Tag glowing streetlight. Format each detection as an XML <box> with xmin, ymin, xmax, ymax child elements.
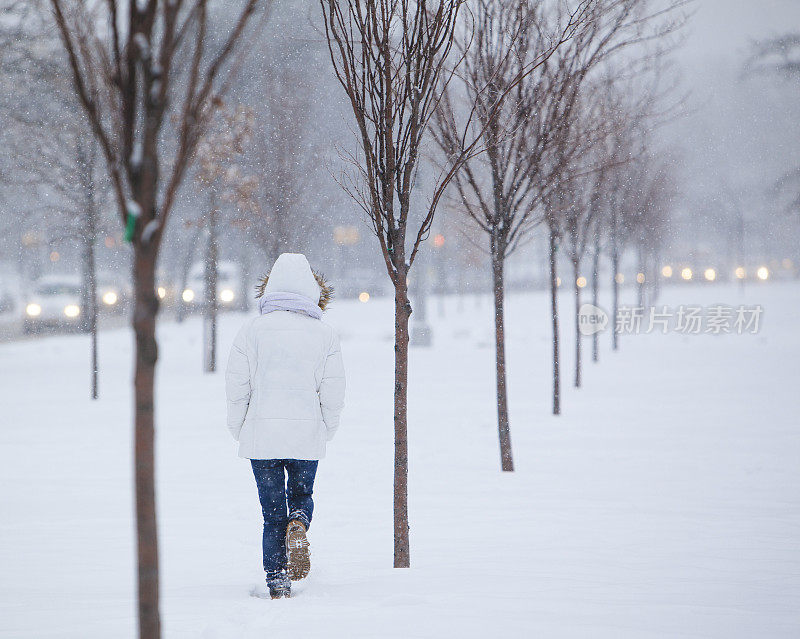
<box><xmin>734</xmin><ymin>267</ymin><xmax>745</xmax><ymax>280</ymax></box>
<box><xmin>220</xmin><ymin>289</ymin><xmax>235</xmax><ymax>303</ymax></box>
<box><xmin>615</xmin><ymin>273</ymin><xmax>624</xmax><ymax>284</ymax></box>
<box><xmin>661</xmin><ymin>265</ymin><xmax>673</xmax><ymax>278</ymax></box>
<box><xmin>756</xmin><ymin>266</ymin><xmax>769</xmax><ymax>281</ymax></box>
<box><xmin>102</xmin><ymin>291</ymin><xmax>118</xmax><ymax>306</ymax></box>
<box><xmin>576</xmin><ymin>276</ymin><xmax>587</xmax><ymax>288</ymax></box>
<box><xmin>681</xmin><ymin>268</ymin><xmax>692</xmax><ymax>281</ymax></box>
<box><xmin>636</xmin><ymin>272</ymin><xmax>645</xmax><ymax>284</ymax></box>
<box><xmin>157</xmin><ymin>287</ymin><xmax>167</xmax><ymax>299</ymax></box>
<box><xmin>182</xmin><ymin>288</ymin><xmax>195</xmax><ymax>302</ymax></box>
<box><xmin>358</xmin><ymin>291</ymin><xmax>370</xmax><ymax>303</ymax></box>
<box><xmin>26</xmin><ymin>303</ymin><xmax>41</xmax><ymax>317</ymax></box>
<box><xmin>704</xmin><ymin>268</ymin><xmax>716</xmax><ymax>282</ymax></box>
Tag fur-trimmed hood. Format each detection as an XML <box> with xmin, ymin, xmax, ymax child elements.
<box><xmin>254</xmin><ymin>253</ymin><xmax>333</xmax><ymax>311</ymax></box>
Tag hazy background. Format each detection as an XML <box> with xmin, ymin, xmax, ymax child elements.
<box><xmin>662</xmin><ymin>0</ymin><xmax>800</xmax><ymax>265</ymax></box>
<box><xmin>1</xmin><ymin>0</ymin><xmax>798</xmax><ymax>307</ymax></box>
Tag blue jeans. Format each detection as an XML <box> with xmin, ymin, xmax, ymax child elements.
<box><xmin>251</xmin><ymin>459</ymin><xmax>318</xmax><ymax>577</ymax></box>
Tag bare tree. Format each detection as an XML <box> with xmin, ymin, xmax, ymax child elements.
<box><xmin>194</xmin><ymin>104</ymin><xmax>255</xmax><ymax>372</ymax></box>
<box><xmin>431</xmin><ymin>0</ymin><xmax>584</xmax><ymax>470</ymax></box>
<box><xmin>320</xmin><ymin>0</ymin><xmax>589</xmax><ymax>565</ymax></box>
<box><xmin>562</xmin><ymin>148</ymin><xmax>605</xmax><ymax>387</ymax></box>
<box><xmin>1</xmin><ymin>8</ymin><xmax>110</xmax><ymax>399</ymax></box>
<box><xmin>47</xmin><ymin>2</ymin><xmax>267</xmax><ymax>637</ymax></box>
<box><xmin>532</xmin><ymin>0</ymin><xmax>687</xmax><ymax>413</ymax></box>
<box><xmin>320</xmin><ymin>0</ymin><xmax>467</xmax><ymax>569</ymax></box>
<box><xmin>587</xmin><ymin>87</ymin><xmax>634</xmax><ymax>363</ymax></box>
<box><xmin>321</xmin><ymin>0</ymin><xmax>486</xmax><ymax>565</ymax></box>
<box><xmin>599</xmin><ymin>84</ymin><xmax>680</xmax><ymax>351</ymax></box>
<box><xmin>617</xmin><ymin>148</ymin><xmax>677</xmax><ymax>312</ymax></box>
<box><xmin>18</xmin><ymin>127</ymin><xmax>106</xmax><ymax>396</ymax></box>
<box><xmin>561</xmin><ymin>79</ymin><xmax>634</xmax><ymax>385</ymax></box>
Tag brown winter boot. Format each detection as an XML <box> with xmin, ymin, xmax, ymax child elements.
<box><xmin>285</xmin><ymin>519</ymin><xmax>311</xmax><ymax>581</ymax></box>
<box><xmin>266</xmin><ymin>572</ymin><xmax>291</xmax><ymax>599</ymax></box>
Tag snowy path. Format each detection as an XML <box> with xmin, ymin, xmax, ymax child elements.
<box><xmin>1</xmin><ymin>282</ymin><xmax>799</xmax><ymax>638</ymax></box>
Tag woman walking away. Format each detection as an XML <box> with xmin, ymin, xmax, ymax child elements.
<box><xmin>226</xmin><ymin>253</ymin><xmax>345</xmax><ymax>599</ymax></box>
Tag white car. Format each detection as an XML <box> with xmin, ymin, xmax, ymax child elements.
<box><xmin>23</xmin><ymin>275</ymin><xmax>83</xmax><ymax>333</ymax></box>
<box><xmin>181</xmin><ymin>260</ymin><xmax>246</xmax><ymax>311</ymax></box>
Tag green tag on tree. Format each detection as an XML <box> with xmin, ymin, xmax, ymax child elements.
<box><xmin>124</xmin><ymin>201</ymin><xmax>142</xmax><ymax>243</ymax></box>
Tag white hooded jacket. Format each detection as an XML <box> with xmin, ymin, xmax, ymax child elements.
<box><xmin>225</xmin><ymin>253</ymin><xmax>345</xmax><ymax>460</ymax></box>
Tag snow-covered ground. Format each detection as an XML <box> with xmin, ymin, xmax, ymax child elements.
<box><xmin>1</xmin><ymin>281</ymin><xmax>798</xmax><ymax>638</ymax></box>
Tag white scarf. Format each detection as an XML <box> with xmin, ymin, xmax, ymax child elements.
<box><xmin>259</xmin><ymin>292</ymin><xmax>322</xmax><ymax>320</ymax></box>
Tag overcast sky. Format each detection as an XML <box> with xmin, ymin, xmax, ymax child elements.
<box><xmin>677</xmin><ymin>0</ymin><xmax>800</xmax><ymax>68</ymax></box>
<box><xmin>661</xmin><ymin>0</ymin><xmax>799</xmax><ymax>257</ymax></box>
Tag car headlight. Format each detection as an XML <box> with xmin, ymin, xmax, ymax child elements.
<box><xmin>182</xmin><ymin>288</ymin><xmax>195</xmax><ymax>303</ymax></box>
<box><xmin>102</xmin><ymin>291</ymin><xmax>118</xmax><ymax>305</ymax></box>
<box><xmin>64</xmin><ymin>304</ymin><xmax>80</xmax><ymax>318</ymax></box>
<box><xmin>26</xmin><ymin>303</ymin><xmax>42</xmax><ymax>317</ymax></box>
<box><xmin>220</xmin><ymin>289</ymin><xmax>235</xmax><ymax>303</ymax></box>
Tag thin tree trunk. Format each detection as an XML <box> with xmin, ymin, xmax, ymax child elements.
<box><xmin>237</xmin><ymin>238</ymin><xmax>251</xmax><ymax>312</ymax></box>
<box><xmin>132</xmin><ymin>247</ymin><xmax>161</xmax><ymax>639</ymax></box>
<box><xmin>549</xmin><ymin>229</ymin><xmax>561</xmax><ymax>415</ymax></box>
<box><xmin>437</xmin><ymin>247</ymin><xmax>446</xmax><ymax>318</ymax></box>
<box><xmin>573</xmin><ymin>260</ymin><xmax>581</xmax><ymax>388</ymax></box>
<box><xmin>490</xmin><ymin>237</ymin><xmax>514</xmax><ymax>472</ymax></box>
<box><xmin>88</xmin><ymin>237</ymin><xmax>98</xmax><ymax>400</ymax></box>
<box><xmin>79</xmin><ymin>141</ymin><xmax>99</xmax><ymax>399</ymax></box>
<box><xmin>87</xmin><ymin>202</ymin><xmax>98</xmax><ymax>400</ymax></box>
<box><xmin>637</xmin><ymin>243</ymin><xmax>645</xmax><ymax>309</ymax></box>
<box><xmin>611</xmin><ymin>239</ymin><xmax>619</xmax><ymax>352</ymax></box>
<box><xmin>81</xmin><ymin>235</ymin><xmax>99</xmax><ymax>398</ymax></box>
<box><xmin>204</xmin><ymin>198</ymin><xmax>218</xmax><ymax>373</ymax></box>
<box><xmin>393</xmin><ymin>274</ymin><xmax>411</xmax><ymax>568</ymax></box>
<box><xmin>610</xmin><ymin>206</ymin><xmax>620</xmax><ymax>353</ymax></box>
<box><xmin>591</xmin><ymin>231</ymin><xmax>600</xmax><ymax>364</ymax></box>
<box><xmin>651</xmin><ymin>248</ymin><xmax>661</xmax><ymax>305</ymax></box>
